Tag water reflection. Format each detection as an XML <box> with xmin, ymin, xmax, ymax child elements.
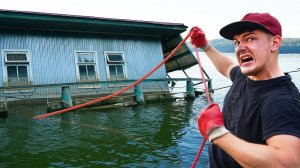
<box><xmin>1</xmin><ymin>54</ymin><xmax>299</xmax><ymax>167</ymax></box>
<box><xmin>0</xmin><ymin>99</ymin><xmax>210</xmax><ymax>167</ymax></box>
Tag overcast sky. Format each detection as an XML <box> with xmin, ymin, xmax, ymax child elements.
<box><xmin>1</xmin><ymin>0</ymin><xmax>299</xmax><ymax>39</ymax></box>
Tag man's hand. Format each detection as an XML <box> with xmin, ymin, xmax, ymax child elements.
<box><xmin>198</xmin><ymin>103</ymin><xmax>229</xmax><ymax>142</ymax></box>
<box><xmin>190</xmin><ymin>26</ymin><xmax>210</xmax><ymax>51</ymax></box>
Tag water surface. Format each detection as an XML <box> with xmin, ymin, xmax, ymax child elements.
<box><xmin>1</xmin><ymin>54</ymin><xmax>299</xmax><ymax>168</ymax></box>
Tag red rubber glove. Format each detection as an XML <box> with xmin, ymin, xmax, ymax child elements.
<box><xmin>190</xmin><ymin>26</ymin><xmax>209</xmax><ymax>50</ymax></box>
<box><xmin>198</xmin><ymin>103</ymin><xmax>229</xmax><ymax>142</ymax></box>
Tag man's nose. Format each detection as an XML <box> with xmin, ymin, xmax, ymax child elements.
<box><xmin>235</xmin><ymin>42</ymin><xmax>247</xmax><ymax>54</ymax></box>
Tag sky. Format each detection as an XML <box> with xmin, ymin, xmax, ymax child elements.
<box><xmin>1</xmin><ymin>0</ymin><xmax>300</xmax><ymax>40</ymax></box>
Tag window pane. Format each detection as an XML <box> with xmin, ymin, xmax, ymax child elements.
<box><xmin>107</xmin><ymin>54</ymin><xmax>124</xmax><ymax>62</ymax></box>
<box><xmin>6</xmin><ymin>53</ymin><xmax>27</xmax><ymax>61</ymax></box>
<box><xmin>79</xmin><ymin>65</ymin><xmax>88</xmax><ymax>81</ymax></box>
<box><xmin>19</xmin><ymin>78</ymin><xmax>28</xmax><ymax>85</ymax></box>
<box><xmin>77</xmin><ymin>53</ymin><xmax>94</xmax><ymax>63</ymax></box>
<box><xmin>109</xmin><ymin>65</ymin><xmax>117</xmax><ymax>80</ymax></box>
<box><xmin>18</xmin><ymin>66</ymin><xmax>28</xmax><ymax>78</ymax></box>
<box><xmin>7</xmin><ymin>66</ymin><xmax>17</xmax><ymax>78</ymax></box>
<box><xmin>116</xmin><ymin>65</ymin><xmax>125</xmax><ymax>79</ymax></box>
<box><xmin>7</xmin><ymin>66</ymin><xmax>18</xmax><ymax>86</ymax></box>
<box><xmin>87</xmin><ymin>65</ymin><xmax>96</xmax><ymax>80</ymax></box>
<box><xmin>18</xmin><ymin>66</ymin><xmax>28</xmax><ymax>85</ymax></box>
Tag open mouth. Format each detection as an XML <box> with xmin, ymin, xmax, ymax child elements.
<box><xmin>241</xmin><ymin>56</ymin><xmax>254</xmax><ymax>64</ymax></box>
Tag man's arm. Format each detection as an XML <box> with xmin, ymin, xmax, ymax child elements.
<box><xmin>198</xmin><ymin>103</ymin><xmax>300</xmax><ymax>168</ymax></box>
<box><xmin>190</xmin><ymin>27</ymin><xmax>236</xmax><ymax>79</ymax></box>
<box><xmin>213</xmin><ymin>134</ymin><xmax>300</xmax><ymax>168</ymax></box>
<box><xmin>204</xmin><ymin>46</ymin><xmax>236</xmax><ymax>79</ymax></box>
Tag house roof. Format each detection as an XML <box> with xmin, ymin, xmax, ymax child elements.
<box><xmin>0</xmin><ymin>9</ymin><xmax>187</xmax><ymax>40</ymax></box>
<box><xmin>163</xmin><ymin>36</ymin><xmax>197</xmax><ymax>73</ymax></box>
<box><xmin>0</xmin><ymin>9</ymin><xmax>197</xmax><ymax>72</ymax></box>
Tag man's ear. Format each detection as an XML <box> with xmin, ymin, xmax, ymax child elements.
<box><xmin>271</xmin><ymin>35</ymin><xmax>282</xmax><ymax>52</ymax></box>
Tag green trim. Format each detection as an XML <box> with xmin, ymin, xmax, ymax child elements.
<box><xmin>166</xmin><ymin>63</ymin><xmax>198</xmax><ymax>73</ymax></box>
<box><xmin>0</xmin><ymin>78</ymin><xmax>211</xmax><ymax>89</ymax></box>
<box><xmin>168</xmin><ymin>51</ymin><xmax>192</xmax><ymax>61</ymax></box>
<box><xmin>0</xmin><ymin>9</ymin><xmax>187</xmax><ymax>40</ymax></box>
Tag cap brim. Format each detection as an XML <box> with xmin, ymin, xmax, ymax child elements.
<box><xmin>219</xmin><ymin>21</ymin><xmax>273</xmax><ymax>40</ymax></box>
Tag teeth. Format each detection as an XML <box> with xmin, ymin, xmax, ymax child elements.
<box><xmin>242</xmin><ymin>56</ymin><xmax>251</xmax><ymax>60</ymax></box>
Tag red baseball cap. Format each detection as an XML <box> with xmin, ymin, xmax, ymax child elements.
<box><xmin>220</xmin><ymin>13</ymin><xmax>282</xmax><ymax>40</ymax></box>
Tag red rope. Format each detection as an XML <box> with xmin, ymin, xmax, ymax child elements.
<box><xmin>33</xmin><ymin>28</ymin><xmax>210</xmax><ymax>167</ymax></box>
<box><xmin>193</xmin><ymin>45</ymin><xmax>212</xmax><ymax>104</ymax></box>
<box><xmin>191</xmin><ymin>43</ymin><xmax>211</xmax><ymax>167</ymax></box>
<box><xmin>33</xmin><ymin>32</ymin><xmax>191</xmax><ymax>119</ymax></box>
<box><xmin>192</xmin><ymin>137</ymin><xmax>207</xmax><ymax>168</ymax></box>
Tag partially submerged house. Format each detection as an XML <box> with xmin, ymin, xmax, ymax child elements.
<box><xmin>0</xmin><ymin>9</ymin><xmax>209</xmax><ymax>112</ymax></box>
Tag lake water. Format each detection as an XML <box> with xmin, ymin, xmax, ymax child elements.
<box><xmin>1</xmin><ymin>53</ymin><xmax>299</xmax><ymax>168</ymax></box>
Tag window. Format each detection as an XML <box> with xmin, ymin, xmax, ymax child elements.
<box><xmin>75</xmin><ymin>52</ymin><xmax>98</xmax><ymax>82</ymax></box>
<box><xmin>105</xmin><ymin>52</ymin><xmax>127</xmax><ymax>80</ymax></box>
<box><xmin>3</xmin><ymin>51</ymin><xmax>31</xmax><ymax>86</ymax></box>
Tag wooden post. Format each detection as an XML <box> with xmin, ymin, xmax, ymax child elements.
<box><xmin>61</xmin><ymin>86</ymin><xmax>73</xmax><ymax>108</ymax></box>
<box><xmin>186</xmin><ymin>80</ymin><xmax>195</xmax><ymax>99</ymax></box>
<box><xmin>208</xmin><ymin>80</ymin><xmax>213</xmax><ymax>93</ymax></box>
<box><xmin>134</xmin><ymin>84</ymin><xmax>145</xmax><ymax>104</ymax></box>
<box><xmin>0</xmin><ymin>102</ymin><xmax>8</xmax><ymax>118</ymax></box>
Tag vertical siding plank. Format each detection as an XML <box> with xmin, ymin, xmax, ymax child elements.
<box><xmin>0</xmin><ymin>32</ymin><xmax>168</xmax><ymax>92</ymax></box>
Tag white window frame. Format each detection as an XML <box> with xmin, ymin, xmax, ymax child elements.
<box><xmin>74</xmin><ymin>51</ymin><xmax>99</xmax><ymax>82</ymax></box>
<box><xmin>2</xmin><ymin>50</ymin><xmax>32</xmax><ymax>87</ymax></box>
<box><xmin>104</xmin><ymin>51</ymin><xmax>128</xmax><ymax>81</ymax></box>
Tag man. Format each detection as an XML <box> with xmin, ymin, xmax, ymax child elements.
<box><xmin>191</xmin><ymin>13</ymin><xmax>300</xmax><ymax>167</ymax></box>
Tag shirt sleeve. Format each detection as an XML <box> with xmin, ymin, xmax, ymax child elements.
<box><xmin>261</xmin><ymin>95</ymin><xmax>300</xmax><ymax>141</ymax></box>
<box><xmin>229</xmin><ymin>66</ymin><xmax>241</xmax><ymax>82</ymax></box>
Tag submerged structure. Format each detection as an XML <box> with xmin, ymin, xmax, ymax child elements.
<box><xmin>0</xmin><ymin>9</ymin><xmax>211</xmax><ymax>114</ymax></box>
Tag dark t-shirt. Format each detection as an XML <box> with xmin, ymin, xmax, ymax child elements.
<box><xmin>209</xmin><ymin>66</ymin><xmax>300</xmax><ymax>168</ymax></box>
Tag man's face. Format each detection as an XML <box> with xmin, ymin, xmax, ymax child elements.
<box><xmin>233</xmin><ymin>30</ymin><xmax>275</xmax><ymax>79</ymax></box>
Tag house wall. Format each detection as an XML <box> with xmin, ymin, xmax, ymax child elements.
<box><xmin>0</xmin><ymin>31</ymin><xmax>168</xmax><ymax>87</ymax></box>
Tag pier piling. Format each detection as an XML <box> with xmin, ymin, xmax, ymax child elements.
<box><xmin>134</xmin><ymin>84</ymin><xmax>145</xmax><ymax>104</ymax></box>
<box><xmin>186</xmin><ymin>80</ymin><xmax>195</xmax><ymax>99</ymax></box>
<box><xmin>61</xmin><ymin>86</ymin><xmax>73</xmax><ymax>108</ymax></box>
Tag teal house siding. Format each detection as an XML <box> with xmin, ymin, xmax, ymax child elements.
<box><xmin>0</xmin><ymin>31</ymin><xmax>167</xmax><ymax>87</ymax></box>
<box><xmin>0</xmin><ymin>10</ymin><xmax>198</xmax><ymax>105</ymax></box>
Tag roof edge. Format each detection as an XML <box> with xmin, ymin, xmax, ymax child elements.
<box><xmin>0</xmin><ymin>9</ymin><xmax>187</xmax><ymax>28</ymax></box>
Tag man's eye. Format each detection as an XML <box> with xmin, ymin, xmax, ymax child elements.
<box><xmin>247</xmin><ymin>37</ymin><xmax>254</xmax><ymax>42</ymax></box>
<box><xmin>234</xmin><ymin>41</ymin><xmax>240</xmax><ymax>46</ymax></box>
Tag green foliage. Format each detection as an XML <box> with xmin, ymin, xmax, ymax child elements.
<box><xmin>280</xmin><ymin>38</ymin><xmax>300</xmax><ymax>53</ymax></box>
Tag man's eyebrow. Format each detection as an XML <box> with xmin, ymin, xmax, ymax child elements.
<box><xmin>234</xmin><ymin>32</ymin><xmax>256</xmax><ymax>41</ymax></box>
